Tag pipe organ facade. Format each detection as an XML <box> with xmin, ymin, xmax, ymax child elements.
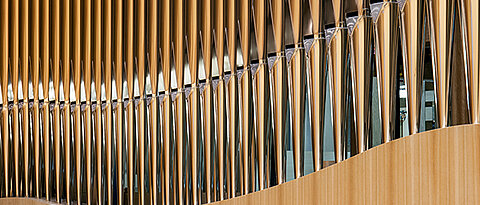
<box><xmin>0</xmin><ymin>0</ymin><xmax>478</xmax><ymax>204</ymax></box>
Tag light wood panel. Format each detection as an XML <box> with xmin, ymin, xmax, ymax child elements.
<box><xmin>210</xmin><ymin>124</ymin><xmax>480</xmax><ymax>205</ymax></box>
<box><xmin>0</xmin><ymin>198</ymin><xmax>55</xmax><ymax>205</ymax></box>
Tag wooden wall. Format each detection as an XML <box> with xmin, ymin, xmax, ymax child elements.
<box><xmin>210</xmin><ymin>124</ymin><xmax>480</xmax><ymax>205</ymax></box>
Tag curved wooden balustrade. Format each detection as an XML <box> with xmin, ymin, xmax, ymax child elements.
<box><xmin>0</xmin><ymin>198</ymin><xmax>55</xmax><ymax>205</ymax></box>
<box><xmin>2</xmin><ymin>124</ymin><xmax>479</xmax><ymax>204</ymax></box>
<box><xmin>209</xmin><ymin>124</ymin><xmax>480</xmax><ymax>205</ymax></box>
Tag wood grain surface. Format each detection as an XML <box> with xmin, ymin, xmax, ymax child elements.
<box><xmin>209</xmin><ymin>124</ymin><xmax>480</xmax><ymax>205</ymax></box>
<box><xmin>2</xmin><ymin>124</ymin><xmax>479</xmax><ymax>205</ymax></box>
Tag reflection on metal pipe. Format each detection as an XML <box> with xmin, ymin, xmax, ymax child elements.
<box><xmin>214</xmin><ymin>0</ymin><xmax>226</xmax><ymax>200</ymax></box>
<box><xmin>202</xmin><ymin>0</ymin><xmax>214</xmax><ymax>202</ymax></box>
<box><xmin>94</xmin><ymin>0</ymin><xmax>103</xmax><ymax>202</ymax></box>
<box><xmin>270</xmin><ymin>0</ymin><xmax>287</xmax><ymax>184</ymax></box>
<box><xmin>458</xmin><ymin>0</ymin><xmax>480</xmax><ymax>124</ymax></box>
<box><xmin>226</xmin><ymin>0</ymin><xmax>239</xmax><ymax>198</ymax></box>
<box><xmin>62</xmin><ymin>0</ymin><xmax>71</xmax><ymax>202</ymax></box>
<box><xmin>401</xmin><ymin>0</ymin><xmax>426</xmax><ymax>134</ymax></box>
<box><xmin>73</xmin><ymin>0</ymin><xmax>82</xmax><ymax>203</ymax></box>
<box><xmin>42</xmin><ymin>0</ymin><xmax>50</xmax><ymax>197</ymax></box>
<box><xmin>105</xmin><ymin>0</ymin><xmax>113</xmax><ymax>204</ymax></box>
<box><xmin>84</xmin><ymin>0</ymin><xmax>92</xmax><ymax>203</ymax></box>
<box><xmin>288</xmin><ymin>0</ymin><xmax>306</xmax><ymax>176</ymax></box>
<box><xmin>11</xmin><ymin>0</ymin><xmax>20</xmax><ymax>197</ymax></box>
<box><xmin>174</xmin><ymin>0</ymin><xmax>186</xmax><ymax>203</ymax></box>
<box><xmin>126</xmin><ymin>0</ymin><xmax>134</xmax><ymax>204</ymax></box>
<box><xmin>253</xmin><ymin>0</ymin><xmax>270</xmax><ymax>190</ymax></box>
<box><xmin>31</xmin><ymin>0</ymin><xmax>40</xmax><ymax>198</ymax></box>
<box><xmin>148</xmin><ymin>0</ymin><xmax>158</xmax><ymax>203</ymax></box>
<box><xmin>137</xmin><ymin>0</ymin><xmax>146</xmax><ymax>204</ymax></box>
<box><xmin>428</xmin><ymin>0</ymin><xmax>454</xmax><ymax>128</ymax></box>
<box><xmin>188</xmin><ymin>83</ymin><xmax>201</xmax><ymax>205</ymax></box>
<box><xmin>308</xmin><ymin>0</ymin><xmax>327</xmax><ymax>170</ymax></box>
<box><xmin>20</xmin><ymin>0</ymin><xmax>30</xmax><ymax>197</ymax></box>
<box><xmin>350</xmin><ymin>0</ymin><xmax>374</xmax><ymax>153</ymax></box>
<box><xmin>161</xmin><ymin>0</ymin><xmax>172</xmax><ymax>204</ymax></box>
<box><xmin>114</xmin><ymin>0</ymin><xmax>123</xmax><ymax>204</ymax></box>
<box><xmin>1</xmin><ymin>0</ymin><xmax>8</xmax><ymax>197</ymax></box>
<box><xmin>375</xmin><ymin>1</ymin><xmax>400</xmax><ymax>143</ymax></box>
<box><xmin>161</xmin><ymin>96</ymin><xmax>173</xmax><ymax>205</ymax></box>
<box><xmin>52</xmin><ymin>0</ymin><xmax>60</xmax><ymax>201</ymax></box>
<box><xmin>329</xmin><ymin>0</ymin><xmax>348</xmax><ymax>163</ymax></box>
<box><xmin>239</xmin><ymin>0</ymin><xmax>254</xmax><ymax>194</ymax></box>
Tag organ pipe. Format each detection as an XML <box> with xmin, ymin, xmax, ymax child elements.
<box><xmin>32</xmin><ymin>0</ymin><xmax>40</xmax><ymax>198</ymax></box>
<box><xmin>375</xmin><ymin>0</ymin><xmax>400</xmax><ymax>143</ymax></box>
<box><xmin>458</xmin><ymin>0</ymin><xmax>479</xmax><ymax>124</ymax></box>
<box><xmin>401</xmin><ymin>0</ymin><xmax>426</xmax><ymax>135</ymax></box>
<box><xmin>350</xmin><ymin>0</ymin><xmax>374</xmax><ymax>153</ymax></box>
<box><xmin>253</xmin><ymin>0</ymin><xmax>271</xmax><ymax>190</ymax></box>
<box><xmin>288</xmin><ymin>0</ymin><xmax>306</xmax><ymax>175</ymax></box>
<box><xmin>148</xmin><ymin>0</ymin><xmax>158</xmax><ymax>204</ymax></box>
<box><xmin>174</xmin><ymin>0</ymin><xmax>187</xmax><ymax>203</ymax></box>
<box><xmin>428</xmin><ymin>0</ymin><xmax>455</xmax><ymax>128</ymax></box>
<box><xmin>73</xmin><ymin>0</ymin><xmax>82</xmax><ymax>203</ymax></box>
<box><xmin>126</xmin><ymin>0</ymin><xmax>135</xmax><ymax>203</ymax></box>
<box><xmin>114</xmin><ymin>0</ymin><xmax>124</xmax><ymax>204</ymax></box>
<box><xmin>239</xmin><ymin>0</ymin><xmax>255</xmax><ymax>194</ymax></box>
<box><xmin>83</xmin><ymin>0</ymin><xmax>93</xmax><ymax>203</ymax></box>
<box><xmin>161</xmin><ymin>0</ymin><xmax>173</xmax><ymax>204</ymax></box>
<box><xmin>270</xmin><ymin>0</ymin><xmax>288</xmax><ymax>185</ymax></box>
<box><xmin>1</xmin><ymin>0</ymin><xmax>8</xmax><ymax>197</ymax></box>
<box><xmin>0</xmin><ymin>0</ymin><xmax>475</xmax><ymax>204</ymax></box>
<box><xmin>214</xmin><ymin>0</ymin><xmax>227</xmax><ymax>200</ymax></box>
<box><xmin>308</xmin><ymin>0</ymin><xmax>328</xmax><ymax>170</ymax></box>
<box><xmin>187</xmin><ymin>0</ymin><xmax>202</xmax><ymax>204</ymax></box>
<box><xmin>226</xmin><ymin>0</ymin><xmax>239</xmax><ymax>199</ymax></box>
<box><xmin>11</xmin><ymin>0</ymin><xmax>19</xmax><ymax>197</ymax></box>
<box><xmin>329</xmin><ymin>0</ymin><xmax>348</xmax><ymax>162</ymax></box>
<box><xmin>137</xmin><ymin>0</ymin><xmax>146</xmax><ymax>204</ymax></box>
<box><xmin>20</xmin><ymin>0</ymin><xmax>29</xmax><ymax>197</ymax></box>
<box><xmin>202</xmin><ymin>0</ymin><xmax>215</xmax><ymax>202</ymax></box>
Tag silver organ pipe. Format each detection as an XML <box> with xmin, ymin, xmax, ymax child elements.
<box><xmin>0</xmin><ymin>0</ymin><xmax>474</xmax><ymax>204</ymax></box>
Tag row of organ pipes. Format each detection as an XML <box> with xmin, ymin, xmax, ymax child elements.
<box><xmin>0</xmin><ymin>0</ymin><xmax>478</xmax><ymax>204</ymax></box>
